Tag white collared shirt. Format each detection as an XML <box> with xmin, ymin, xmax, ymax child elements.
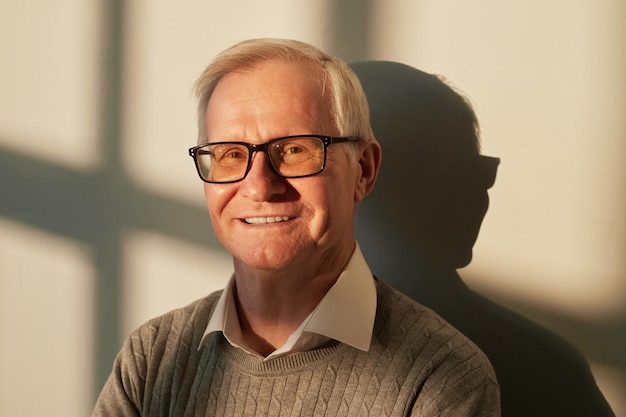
<box><xmin>199</xmin><ymin>243</ymin><xmax>377</xmax><ymax>360</ymax></box>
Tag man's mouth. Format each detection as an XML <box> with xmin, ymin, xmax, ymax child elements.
<box><xmin>243</xmin><ymin>216</ymin><xmax>291</xmax><ymax>225</ymax></box>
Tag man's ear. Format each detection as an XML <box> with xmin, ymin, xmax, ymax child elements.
<box><xmin>354</xmin><ymin>139</ymin><xmax>382</xmax><ymax>202</ymax></box>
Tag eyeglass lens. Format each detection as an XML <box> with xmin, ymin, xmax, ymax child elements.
<box><xmin>196</xmin><ymin>136</ymin><xmax>326</xmax><ymax>183</ymax></box>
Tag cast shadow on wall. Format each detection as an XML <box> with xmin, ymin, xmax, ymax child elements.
<box><xmin>351</xmin><ymin>61</ymin><xmax>615</xmax><ymax>417</ymax></box>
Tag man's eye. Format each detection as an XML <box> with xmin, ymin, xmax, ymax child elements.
<box><xmin>212</xmin><ymin>145</ymin><xmax>248</xmax><ymax>161</ymax></box>
<box><xmin>283</xmin><ymin>145</ymin><xmax>304</xmax><ymax>155</ymax></box>
<box><xmin>224</xmin><ymin>149</ymin><xmax>246</xmax><ymax>159</ymax></box>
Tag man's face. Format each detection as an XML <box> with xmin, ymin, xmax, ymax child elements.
<box><xmin>202</xmin><ymin>60</ymin><xmax>363</xmax><ymax>273</ymax></box>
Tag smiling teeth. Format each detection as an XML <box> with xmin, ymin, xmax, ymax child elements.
<box><xmin>244</xmin><ymin>216</ymin><xmax>290</xmax><ymax>224</ymax></box>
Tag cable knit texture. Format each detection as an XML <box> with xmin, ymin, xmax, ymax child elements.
<box><xmin>93</xmin><ymin>279</ymin><xmax>500</xmax><ymax>416</ymax></box>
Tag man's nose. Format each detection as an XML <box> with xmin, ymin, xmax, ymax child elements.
<box><xmin>239</xmin><ymin>152</ymin><xmax>287</xmax><ymax>201</ymax></box>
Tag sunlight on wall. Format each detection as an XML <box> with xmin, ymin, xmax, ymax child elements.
<box><xmin>0</xmin><ymin>218</ymin><xmax>95</xmax><ymax>417</ymax></box>
<box><xmin>121</xmin><ymin>230</ymin><xmax>233</xmax><ymax>337</ymax></box>
<box><xmin>0</xmin><ymin>0</ymin><xmax>101</xmax><ymax>170</ymax></box>
<box><xmin>367</xmin><ymin>1</ymin><xmax>626</xmax><ymax>414</ymax></box>
<box><xmin>590</xmin><ymin>364</ymin><xmax>626</xmax><ymax>417</ymax></box>
<box><xmin>370</xmin><ymin>0</ymin><xmax>626</xmax><ymax>319</ymax></box>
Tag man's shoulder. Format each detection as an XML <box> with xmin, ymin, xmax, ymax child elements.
<box><xmin>374</xmin><ymin>279</ymin><xmax>497</xmax><ymax>381</ymax></box>
<box><xmin>374</xmin><ymin>278</ymin><xmax>454</xmax><ymax>334</ymax></box>
<box><xmin>130</xmin><ymin>290</ymin><xmax>223</xmax><ymax>346</ymax></box>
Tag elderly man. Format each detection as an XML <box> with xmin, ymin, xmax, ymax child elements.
<box><xmin>92</xmin><ymin>38</ymin><xmax>500</xmax><ymax>416</ymax></box>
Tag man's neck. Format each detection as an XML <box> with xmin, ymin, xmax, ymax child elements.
<box><xmin>230</xmin><ymin>244</ymin><xmax>354</xmax><ymax>356</ymax></box>
<box><xmin>228</xmin><ymin>241</ymin><xmax>356</xmax><ymax>356</ymax></box>
<box><xmin>232</xmin><ymin>269</ymin><xmax>338</xmax><ymax>356</ymax></box>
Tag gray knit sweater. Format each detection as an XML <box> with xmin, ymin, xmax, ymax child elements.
<box><xmin>93</xmin><ymin>279</ymin><xmax>500</xmax><ymax>416</ymax></box>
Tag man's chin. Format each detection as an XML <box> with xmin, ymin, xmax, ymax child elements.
<box><xmin>232</xmin><ymin>249</ymin><xmax>303</xmax><ymax>273</ymax></box>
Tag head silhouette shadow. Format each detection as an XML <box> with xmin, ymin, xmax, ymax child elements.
<box><xmin>352</xmin><ymin>61</ymin><xmax>614</xmax><ymax>417</ymax></box>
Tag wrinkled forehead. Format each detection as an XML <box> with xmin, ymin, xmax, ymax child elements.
<box><xmin>205</xmin><ymin>60</ymin><xmax>336</xmax><ymax>139</ymax></box>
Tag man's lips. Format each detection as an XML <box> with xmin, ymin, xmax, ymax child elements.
<box><xmin>242</xmin><ymin>216</ymin><xmax>292</xmax><ymax>225</ymax></box>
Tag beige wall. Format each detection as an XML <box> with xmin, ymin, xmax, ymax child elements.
<box><xmin>1</xmin><ymin>1</ymin><xmax>623</xmax><ymax>416</ymax></box>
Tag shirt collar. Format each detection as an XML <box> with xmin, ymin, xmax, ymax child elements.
<box><xmin>300</xmin><ymin>243</ymin><xmax>376</xmax><ymax>351</ymax></box>
<box><xmin>199</xmin><ymin>242</ymin><xmax>377</xmax><ymax>355</ymax></box>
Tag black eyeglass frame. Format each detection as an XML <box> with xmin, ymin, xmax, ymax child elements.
<box><xmin>188</xmin><ymin>134</ymin><xmax>358</xmax><ymax>184</ymax></box>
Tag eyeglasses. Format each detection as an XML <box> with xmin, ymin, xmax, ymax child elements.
<box><xmin>188</xmin><ymin>135</ymin><xmax>357</xmax><ymax>183</ymax></box>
